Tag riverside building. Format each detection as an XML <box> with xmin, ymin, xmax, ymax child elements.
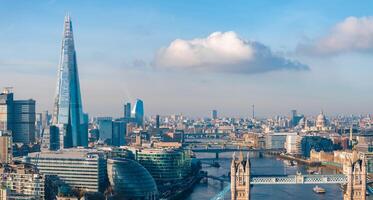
<box><xmin>132</xmin><ymin>147</ymin><xmax>192</xmax><ymax>184</ymax></box>
<box><xmin>107</xmin><ymin>158</ymin><xmax>158</xmax><ymax>200</ymax></box>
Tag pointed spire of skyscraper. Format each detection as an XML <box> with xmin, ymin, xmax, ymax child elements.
<box><xmin>52</xmin><ymin>14</ymin><xmax>86</xmax><ymax>149</ymax></box>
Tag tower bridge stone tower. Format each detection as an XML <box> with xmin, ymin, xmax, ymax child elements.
<box><xmin>343</xmin><ymin>151</ymin><xmax>367</xmax><ymax>200</ymax></box>
<box><xmin>231</xmin><ymin>152</ymin><xmax>250</xmax><ymax>200</ymax></box>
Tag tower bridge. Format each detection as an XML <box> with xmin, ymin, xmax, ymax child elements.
<box><xmin>208</xmin><ymin>151</ymin><xmax>368</xmax><ymax>200</ymax></box>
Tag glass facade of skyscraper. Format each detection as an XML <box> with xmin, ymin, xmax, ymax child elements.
<box><xmin>52</xmin><ymin>15</ymin><xmax>86</xmax><ymax>148</ymax></box>
<box><xmin>0</xmin><ymin>89</ymin><xmax>36</xmax><ymax>144</ymax></box>
<box><xmin>132</xmin><ymin>99</ymin><xmax>144</xmax><ymax>126</ymax></box>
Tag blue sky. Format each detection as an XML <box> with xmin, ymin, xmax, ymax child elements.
<box><xmin>1</xmin><ymin>0</ymin><xmax>373</xmax><ymax>117</ymax></box>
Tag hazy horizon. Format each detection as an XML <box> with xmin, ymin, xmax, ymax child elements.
<box><xmin>1</xmin><ymin>1</ymin><xmax>373</xmax><ymax>117</ymax></box>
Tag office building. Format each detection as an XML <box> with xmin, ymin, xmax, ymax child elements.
<box><xmin>0</xmin><ymin>88</ymin><xmax>13</xmax><ymax>131</ymax></box>
<box><xmin>0</xmin><ymin>162</ymin><xmax>45</xmax><ymax>200</ymax></box>
<box><xmin>81</xmin><ymin>113</ymin><xmax>89</xmax><ymax>147</ymax></box>
<box><xmin>0</xmin><ymin>88</ymin><xmax>36</xmax><ymax>144</ymax></box>
<box><xmin>96</xmin><ymin>117</ymin><xmax>112</xmax><ymax>143</ymax></box>
<box><xmin>156</xmin><ymin>115</ymin><xmax>160</xmax><ymax>129</ymax></box>
<box><xmin>123</xmin><ymin>102</ymin><xmax>131</xmax><ymax>119</ymax></box>
<box><xmin>41</xmin><ymin>125</ymin><xmax>60</xmax><ymax>151</ymax></box>
<box><xmin>25</xmin><ymin>149</ymin><xmax>107</xmax><ymax>193</ymax></box>
<box><xmin>35</xmin><ymin>113</ymin><xmax>42</xmax><ymax>141</ymax></box>
<box><xmin>13</xmin><ymin>99</ymin><xmax>36</xmax><ymax>144</ymax></box>
<box><xmin>285</xmin><ymin>133</ymin><xmax>302</xmax><ymax>155</ymax></box>
<box><xmin>211</xmin><ymin>110</ymin><xmax>218</xmax><ymax>120</ymax></box>
<box><xmin>132</xmin><ymin>99</ymin><xmax>144</xmax><ymax>127</ymax></box>
<box><xmin>41</xmin><ymin>111</ymin><xmax>50</xmax><ymax>130</ymax></box>
<box><xmin>265</xmin><ymin>132</ymin><xmax>288</xmax><ymax>149</ymax></box>
<box><xmin>107</xmin><ymin>158</ymin><xmax>158</xmax><ymax>200</ymax></box>
<box><xmin>290</xmin><ymin>109</ymin><xmax>303</xmax><ymax>127</ymax></box>
<box><xmin>52</xmin><ymin>15</ymin><xmax>86</xmax><ymax>148</ymax></box>
<box><xmin>133</xmin><ymin>148</ymin><xmax>192</xmax><ymax>184</ymax></box>
<box><xmin>0</xmin><ymin>131</ymin><xmax>12</xmax><ymax>163</ymax></box>
<box><xmin>112</xmin><ymin>120</ymin><xmax>126</xmax><ymax>146</ymax></box>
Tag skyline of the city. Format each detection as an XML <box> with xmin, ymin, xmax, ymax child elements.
<box><xmin>1</xmin><ymin>1</ymin><xmax>373</xmax><ymax>117</ymax></box>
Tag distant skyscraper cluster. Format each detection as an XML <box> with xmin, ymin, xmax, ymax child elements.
<box><xmin>94</xmin><ymin>99</ymin><xmax>145</xmax><ymax>146</ymax></box>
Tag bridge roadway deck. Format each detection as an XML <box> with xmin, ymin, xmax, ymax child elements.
<box><xmin>204</xmin><ymin>174</ymin><xmax>348</xmax><ymax>184</ymax></box>
<box><xmin>191</xmin><ymin>148</ymin><xmax>283</xmax><ymax>153</ymax></box>
<box><xmin>251</xmin><ymin>174</ymin><xmax>347</xmax><ymax>184</ymax></box>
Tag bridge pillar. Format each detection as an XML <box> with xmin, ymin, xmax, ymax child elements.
<box><xmin>343</xmin><ymin>151</ymin><xmax>366</xmax><ymax>200</ymax></box>
<box><xmin>231</xmin><ymin>152</ymin><xmax>250</xmax><ymax>200</ymax></box>
<box><xmin>215</xmin><ymin>152</ymin><xmax>219</xmax><ymax>159</ymax></box>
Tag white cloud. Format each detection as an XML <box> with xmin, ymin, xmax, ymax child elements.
<box><xmin>297</xmin><ymin>16</ymin><xmax>373</xmax><ymax>55</ymax></box>
<box><xmin>155</xmin><ymin>31</ymin><xmax>308</xmax><ymax>74</ymax></box>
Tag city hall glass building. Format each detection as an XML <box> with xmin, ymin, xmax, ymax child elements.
<box><xmin>107</xmin><ymin>158</ymin><xmax>158</xmax><ymax>200</ymax></box>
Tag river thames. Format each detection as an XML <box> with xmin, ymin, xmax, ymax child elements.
<box><xmin>186</xmin><ymin>152</ymin><xmax>343</xmax><ymax>200</ymax></box>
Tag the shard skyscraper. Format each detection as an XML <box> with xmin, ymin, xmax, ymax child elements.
<box><xmin>52</xmin><ymin>15</ymin><xmax>87</xmax><ymax>148</ymax></box>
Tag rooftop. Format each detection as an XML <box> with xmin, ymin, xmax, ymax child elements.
<box><xmin>27</xmin><ymin>148</ymin><xmax>103</xmax><ymax>159</ymax></box>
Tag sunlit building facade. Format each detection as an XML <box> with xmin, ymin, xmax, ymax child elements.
<box><xmin>134</xmin><ymin>148</ymin><xmax>192</xmax><ymax>184</ymax></box>
<box><xmin>52</xmin><ymin>15</ymin><xmax>86</xmax><ymax>148</ymax></box>
<box><xmin>0</xmin><ymin>89</ymin><xmax>36</xmax><ymax>144</ymax></box>
<box><xmin>132</xmin><ymin>99</ymin><xmax>144</xmax><ymax>127</ymax></box>
<box><xmin>25</xmin><ymin>149</ymin><xmax>107</xmax><ymax>193</ymax></box>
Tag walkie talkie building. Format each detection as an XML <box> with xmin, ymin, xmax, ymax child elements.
<box><xmin>52</xmin><ymin>15</ymin><xmax>87</xmax><ymax>148</ymax></box>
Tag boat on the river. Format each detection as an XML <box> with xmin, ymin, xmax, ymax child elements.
<box><xmin>313</xmin><ymin>185</ymin><xmax>326</xmax><ymax>194</ymax></box>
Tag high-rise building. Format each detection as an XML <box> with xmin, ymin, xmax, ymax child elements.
<box><xmin>123</xmin><ymin>102</ymin><xmax>131</xmax><ymax>119</ymax></box>
<box><xmin>112</xmin><ymin>120</ymin><xmax>126</xmax><ymax>146</ymax></box>
<box><xmin>52</xmin><ymin>15</ymin><xmax>86</xmax><ymax>148</ymax></box>
<box><xmin>81</xmin><ymin>113</ymin><xmax>89</xmax><ymax>147</ymax></box>
<box><xmin>13</xmin><ymin>99</ymin><xmax>36</xmax><ymax>144</ymax></box>
<box><xmin>156</xmin><ymin>115</ymin><xmax>160</xmax><ymax>129</ymax></box>
<box><xmin>211</xmin><ymin>110</ymin><xmax>218</xmax><ymax>120</ymax></box>
<box><xmin>96</xmin><ymin>117</ymin><xmax>113</xmax><ymax>143</ymax></box>
<box><xmin>132</xmin><ymin>99</ymin><xmax>144</xmax><ymax>126</ymax></box>
<box><xmin>41</xmin><ymin>110</ymin><xmax>50</xmax><ymax>129</ymax></box>
<box><xmin>0</xmin><ymin>88</ymin><xmax>13</xmax><ymax>132</ymax></box>
<box><xmin>0</xmin><ymin>131</ymin><xmax>12</xmax><ymax>163</ymax></box>
<box><xmin>0</xmin><ymin>88</ymin><xmax>36</xmax><ymax>144</ymax></box>
<box><xmin>290</xmin><ymin>109</ymin><xmax>303</xmax><ymax>127</ymax></box>
<box><xmin>41</xmin><ymin>125</ymin><xmax>60</xmax><ymax>151</ymax></box>
<box><xmin>35</xmin><ymin>113</ymin><xmax>42</xmax><ymax>140</ymax></box>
